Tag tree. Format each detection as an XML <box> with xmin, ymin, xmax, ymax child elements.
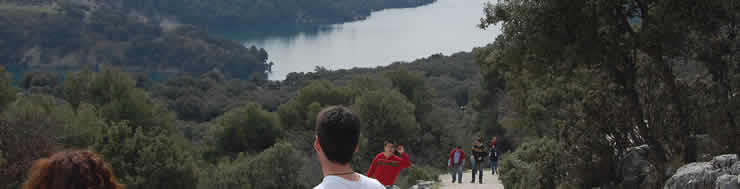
<box><xmin>197</xmin><ymin>142</ymin><xmax>306</xmax><ymax>189</ymax></box>
<box><xmin>352</xmin><ymin>89</ymin><xmax>419</xmax><ymax>169</ymax></box>
<box><xmin>477</xmin><ymin>0</ymin><xmax>739</xmax><ymax>187</ymax></box>
<box><xmin>0</xmin><ymin>95</ymin><xmax>72</xmax><ymax>188</ymax></box>
<box><xmin>208</xmin><ymin>103</ymin><xmax>282</xmax><ymax>157</ymax></box>
<box><xmin>64</xmin><ymin>68</ymin><xmax>176</xmax><ymax>134</ymax></box>
<box><xmin>384</xmin><ymin>69</ymin><xmax>433</xmax><ymax>118</ymax></box>
<box><xmin>0</xmin><ymin>66</ymin><xmax>15</xmax><ymax>108</ymax></box>
<box><xmin>59</xmin><ymin>103</ymin><xmax>108</xmax><ymax>147</ymax></box>
<box><xmin>277</xmin><ymin>80</ymin><xmax>352</xmax><ymax>130</ymax></box>
<box><xmin>497</xmin><ymin>137</ymin><xmax>567</xmax><ymax>189</ymax></box>
<box><xmin>92</xmin><ymin>121</ymin><xmax>198</xmax><ymax>189</ymax></box>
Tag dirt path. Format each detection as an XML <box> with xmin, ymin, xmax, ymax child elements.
<box><xmin>438</xmin><ymin>168</ymin><xmax>504</xmax><ymax>189</ymax></box>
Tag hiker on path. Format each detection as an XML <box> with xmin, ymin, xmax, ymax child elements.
<box><xmin>471</xmin><ymin>139</ymin><xmax>487</xmax><ymax>184</ymax></box>
<box><xmin>313</xmin><ymin>106</ymin><xmax>385</xmax><ymax>189</ymax></box>
<box><xmin>469</xmin><ymin>141</ymin><xmax>476</xmax><ymax>179</ymax></box>
<box><xmin>490</xmin><ymin>137</ymin><xmax>499</xmax><ymax>175</ymax></box>
<box><xmin>448</xmin><ymin>146</ymin><xmax>465</xmax><ymax>184</ymax></box>
<box><xmin>367</xmin><ymin>141</ymin><xmax>412</xmax><ymax>189</ymax></box>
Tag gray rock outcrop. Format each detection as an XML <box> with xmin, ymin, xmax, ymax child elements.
<box><xmin>715</xmin><ymin>174</ymin><xmax>740</xmax><ymax>189</ymax></box>
<box><xmin>664</xmin><ymin>154</ymin><xmax>739</xmax><ymax>189</ymax></box>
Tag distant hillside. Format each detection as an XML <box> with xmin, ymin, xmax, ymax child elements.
<box><xmin>0</xmin><ymin>5</ymin><xmax>271</xmax><ymax>79</ymax></box>
<box><xmin>0</xmin><ymin>0</ymin><xmax>436</xmax><ymax>29</ymax></box>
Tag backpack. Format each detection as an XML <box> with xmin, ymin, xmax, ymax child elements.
<box><xmin>489</xmin><ymin>148</ymin><xmax>498</xmax><ymax>160</ymax></box>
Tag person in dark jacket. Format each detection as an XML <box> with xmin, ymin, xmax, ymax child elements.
<box><xmin>471</xmin><ymin>139</ymin><xmax>487</xmax><ymax>184</ymax></box>
<box><xmin>489</xmin><ymin>137</ymin><xmax>499</xmax><ymax>175</ymax></box>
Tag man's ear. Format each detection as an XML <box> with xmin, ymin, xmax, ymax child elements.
<box><xmin>314</xmin><ymin>136</ymin><xmax>322</xmax><ymax>153</ymax></box>
<box><xmin>355</xmin><ymin>145</ymin><xmax>359</xmax><ymax>153</ymax></box>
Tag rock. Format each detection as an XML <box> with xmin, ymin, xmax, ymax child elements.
<box><xmin>712</xmin><ymin>155</ymin><xmax>739</xmax><ymax>171</ymax></box>
<box><xmin>730</xmin><ymin>161</ymin><xmax>740</xmax><ymax>175</ymax></box>
<box><xmin>664</xmin><ymin>162</ymin><xmax>721</xmax><ymax>189</ymax></box>
<box><xmin>664</xmin><ymin>155</ymin><xmax>739</xmax><ymax>189</ymax></box>
<box><xmin>621</xmin><ymin>145</ymin><xmax>658</xmax><ymax>189</ymax></box>
<box><xmin>409</xmin><ymin>180</ymin><xmax>435</xmax><ymax>189</ymax></box>
<box><xmin>715</xmin><ymin>174</ymin><xmax>740</xmax><ymax>189</ymax></box>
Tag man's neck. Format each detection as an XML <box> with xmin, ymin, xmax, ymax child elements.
<box><xmin>323</xmin><ymin>162</ymin><xmax>359</xmax><ymax>181</ymax></box>
<box><xmin>383</xmin><ymin>152</ymin><xmax>393</xmax><ymax>158</ymax></box>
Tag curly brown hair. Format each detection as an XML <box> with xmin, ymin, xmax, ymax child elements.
<box><xmin>22</xmin><ymin>150</ymin><xmax>124</xmax><ymax>189</ymax></box>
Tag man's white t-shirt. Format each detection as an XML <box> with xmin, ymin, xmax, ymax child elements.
<box><xmin>314</xmin><ymin>173</ymin><xmax>385</xmax><ymax>189</ymax></box>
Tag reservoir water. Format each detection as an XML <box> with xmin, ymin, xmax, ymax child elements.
<box><xmin>229</xmin><ymin>0</ymin><xmax>501</xmax><ymax>80</ymax></box>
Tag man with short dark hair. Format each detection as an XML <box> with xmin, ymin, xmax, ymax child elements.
<box><xmin>367</xmin><ymin>140</ymin><xmax>412</xmax><ymax>189</ymax></box>
<box><xmin>314</xmin><ymin>106</ymin><xmax>385</xmax><ymax>189</ymax></box>
<box><xmin>471</xmin><ymin>139</ymin><xmax>486</xmax><ymax>184</ymax></box>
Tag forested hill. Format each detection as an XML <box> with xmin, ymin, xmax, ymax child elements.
<box><xmin>1</xmin><ymin>49</ymin><xmax>499</xmax><ymax>188</ymax></box>
<box><xmin>0</xmin><ymin>4</ymin><xmax>272</xmax><ymax>79</ymax></box>
<box><xmin>1</xmin><ymin>0</ymin><xmax>436</xmax><ymax>29</ymax></box>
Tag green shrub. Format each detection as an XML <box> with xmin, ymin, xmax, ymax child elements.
<box><xmin>398</xmin><ymin>165</ymin><xmax>442</xmax><ymax>189</ymax></box>
<box><xmin>208</xmin><ymin>102</ymin><xmax>282</xmax><ymax>158</ymax></box>
<box><xmin>92</xmin><ymin>121</ymin><xmax>198</xmax><ymax>189</ymax></box>
<box><xmin>498</xmin><ymin>137</ymin><xmax>567</xmax><ymax>189</ymax></box>
<box><xmin>198</xmin><ymin>142</ymin><xmax>306</xmax><ymax>189</ymax></box>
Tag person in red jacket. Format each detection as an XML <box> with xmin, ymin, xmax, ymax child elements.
<box><xmin>367</xmin><ymin>141</ymin><xmax>411</xmax><ymax>189</ymax></box>
<box><xmin>448</xmin><ymin>146</ymin><xmax>465</xmax><ymax>184</ymax></box>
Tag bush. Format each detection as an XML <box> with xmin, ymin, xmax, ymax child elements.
<box><xmin>92</xmin><ymin>121</ymin><xmax>198</xmax><ymax>189</ymax></box>
<box><xmin>0</xmin><ymin>67</ymin><xmax>15</xmax><ymax>108</ymax></box>
<box><xmin>398</xmin><ymin>165</ymin><xmax>442</xmax><ymax>189</ymax></box>
<box><xmin>498</xmin><ymin>137</ymin><xmax>567</xmax><ymax>189</ymax></box>
<box><xmin>208</xmin><ymin>102</ymin><xmax>282</xmax><ymax>157</ymax></box>
<box><xmin>63</xmin><ymin>68</ymin><xmax>176</xmax><ymax>135</ymax></box>
<box><xmin>198</xmin><ymin>142</ymin><xmax>306</xmax><ymax>189</ymax></box>
<box><xmin>352</xmin><ymin>88</ymin><xmax>419</xmax><ymax>169</ymax></box>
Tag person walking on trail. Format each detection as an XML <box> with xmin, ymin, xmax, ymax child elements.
<box><xmin>469</xmin><ymin>141</ymin><xmax>476</xmax><ymax>180</ymax></box>
<box><xmin>448</xmin><ymin>146</ymin><xmax>465</xmax><ymax>184</ymax></box>
<box><xmin>490</xmin><ymin>137</ymin><xmax>499</xmax><ymax>175</ymax></box>
<box><xmin>367</xmin><ymin>141</ymin><xmax>412</xmax><ymax>189</ymax></box>
<box><xmin>313</xmin><ymin>106</ymin><xmax>385</xmax><ymax>189</ymax></box>
<box><xmin>471</xmin><ymin>139</ymin><xmax>487</xmax><ymax>184</ymax></box>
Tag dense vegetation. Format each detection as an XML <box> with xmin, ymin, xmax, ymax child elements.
<box><xmin>0</xmin><ymin>5</ymin><xmax>271</xmax><ymax>80</ymax></box>
<box><xmin>475</xmin><ymin>0</ymin><xmax>739</xmax><ymax>188</ymax></box>
<box><xmin>0</xmin><ymin>50</ymin><xmax>490</xmax><ymax>188</ymax></box>
<box><xmin>1</xmin><ymin>0</ymin><xmax>435</xmax><ymax>30</ymax></box>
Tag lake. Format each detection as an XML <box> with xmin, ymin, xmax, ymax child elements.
<box><xmin>227</xmin><ymin>0</ymin><xmax>501</xmax><ymax>80</ymax></box>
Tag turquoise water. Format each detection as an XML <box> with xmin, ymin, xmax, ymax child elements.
<box><xmin>226</xmin><ymin>0</ymin><xmax>501</xmax><ymax>80</ymax></box>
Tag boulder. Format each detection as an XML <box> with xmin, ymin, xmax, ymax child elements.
<box><xmin>664</xmin><ymin>162</ymin><xmax>721</xmax><ymax>189</ymax></box>
<box><xmin>713</xmin><ymin>155</ymin><xmax>739</xmax><ymax>171</ymax></box>
<box><xmin>715</xmin><ymin>174</ymin><xmax>740</xmax><ymax>189</ymax></box>
<box><xmin>665</xmin><ymin>154</ymin><xmax>739</xmax><ymax>189</ymax></box>
<box><xmin>732</xmin><ymin>162</ymin><xmax>740</xmax><ymax>175</ymax></box>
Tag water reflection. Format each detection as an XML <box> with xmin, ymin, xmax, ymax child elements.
<box><xmin>222</xmin><ymin>0</ymin><xmax>501</xmax><ymax>80</ymax></box>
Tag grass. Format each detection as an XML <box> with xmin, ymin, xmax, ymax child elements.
<box><xmin>0</xmin><ymin>3</ymin><xmax>56</xmax><ymax>14</ymax></box>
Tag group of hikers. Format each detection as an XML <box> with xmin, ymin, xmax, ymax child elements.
<box><xmin>17</xmin><ymin>105</ymin><xmax>495</xmax><ymax>189</ymax></box>
<box><xmin>447</xmin><ymin>137</ymin><xmax>499</xmax><ymax>184</ymax></box>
